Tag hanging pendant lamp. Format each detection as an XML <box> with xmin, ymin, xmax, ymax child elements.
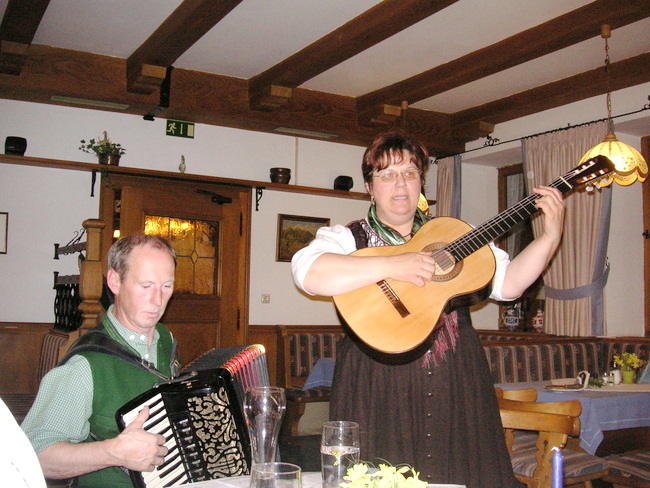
<box><xmin>579</xmin><ymin>25</ymin><xmax>647</xmax><ymax>187</ymax></box>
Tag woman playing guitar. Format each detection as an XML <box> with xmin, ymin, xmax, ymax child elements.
<box><xmin>291</xmin><ymin>131</ymin><xmax>565</xmax><ymax>488</ymax></box>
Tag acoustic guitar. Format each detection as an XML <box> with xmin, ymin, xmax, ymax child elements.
<box><xmin>332</xmin><ymin>155</ymin><xmax>616</xmax><ymax>354</ymax></box>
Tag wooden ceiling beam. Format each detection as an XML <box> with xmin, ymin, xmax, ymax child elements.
<box><xmin>0</xmin><ymin>44</ymin><xmax>465</xmax><ymax>156</ymax></box>
<box><xmin>356</xmin><ymin>0</ymin><xmax>650</xmax><ymax>113</ymax></box>
<box><xmin>248</xmin><ymin>0</ymin><xmax>459</xmax><ymax>111</ymax></box>
<box><xmin>451</xmin><ymin>53</ymin><xmax>650</xmax><ymax>130</ymax></box>
<box><xmin>126</xmin><ymin>0</ymin><xmax>242</xmax><ymax>94</ymax></box>
<box><xmin>0</xmin><ymin>0</ymin><xmax>50</xmax><ymax>75</ymax></box>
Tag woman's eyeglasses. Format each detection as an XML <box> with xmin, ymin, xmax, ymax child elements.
<box><xmin>372</xmin><ymin>168</ymin><xmax>421</xmax><ymax>182</ymax></box>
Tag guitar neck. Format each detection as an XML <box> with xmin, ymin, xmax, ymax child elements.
<box><xmin>444</xmin><ymin>173</ymin><xmax>574</xmax><ymax>262</ymax></box>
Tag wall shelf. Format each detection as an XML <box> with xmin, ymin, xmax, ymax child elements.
<box><xmin>0</xmin><ymin>154</ymin><xmax>370</xmax><ymax>201</ymax></box>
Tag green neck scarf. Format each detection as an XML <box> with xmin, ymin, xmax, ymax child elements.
<box><xmin>366</xmin><ymin>204</ymin><xmax>428</xmax><ymax>246</ymax></box>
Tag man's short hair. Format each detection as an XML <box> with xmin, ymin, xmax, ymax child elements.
<box><xmin>108</xmin><ymin>234</ymin><xmax>177</xmax><ymax>280</ymax></box>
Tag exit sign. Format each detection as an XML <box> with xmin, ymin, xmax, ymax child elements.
<box><xmin>166</xmin><ymin>120</ymin><xmax>194</xmax><ymax>138</ymax></box>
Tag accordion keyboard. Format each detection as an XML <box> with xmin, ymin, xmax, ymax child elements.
<box><xmin>117</xmin><ymin>369</ymin><xmax>250</xmax><ymax>488</ymax></box>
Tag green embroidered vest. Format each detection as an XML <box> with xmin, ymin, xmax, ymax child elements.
<box><xmin>73</xmin><ymin>317</ymin><xmax>175</xmax><ymax>488</ymax></box>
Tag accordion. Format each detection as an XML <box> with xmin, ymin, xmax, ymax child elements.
<box><xmin>116</xmin><ymin>344</ymin><xmax>269</xmax><ymax>488</ymax></box>
<box><xmin>183</xmin><ymin>344</ymin><xmax>270</xmax><ymax>409</ymax></box>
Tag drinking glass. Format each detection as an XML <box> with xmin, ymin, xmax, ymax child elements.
<box><xmin>320</xmin><ymin>421</ymin><xmax>360</xmax><ymax>488</ymax></box>
<box><xmin>243</xmin><ymin>386</ymin><xmax>286</xmax><ymax>466</ymax></box>
<box><xmin>250</xmin><ymin>462</ymin><xmax>301</xmax><ymax>488</ymax></box>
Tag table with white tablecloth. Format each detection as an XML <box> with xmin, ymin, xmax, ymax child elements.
<box><xmin>496</xmin><ymin>381</ymin><xmax>650</xmax><ymax>454</ymax></box>
<box><xmin>180</xmin><ymin>471</ymin><xmax>465</xmax><ymax>488</ymax></box>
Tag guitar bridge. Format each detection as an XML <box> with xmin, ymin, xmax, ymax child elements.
<box><xmin>377</xmin><ymin>280</ymin><xmax>410</xmax><ymax>318</ymax></box>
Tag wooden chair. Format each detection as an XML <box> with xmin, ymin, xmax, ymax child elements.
<box><xmin>495</xmin><ymin>387</ymin><xmax>538</xmax><ymax>402</ymax></box>
<box><xmin>494</xmin><ymin>388</ymin><xmax>540</xmax><ymax>451</ymax></box>
<box><xmin>498</xmin><ymin>398</ymin><xmax>609</xmax><ymax>488</ymax></box>
<box><xmin>3</xmin><ymin>329</ymin><xmax>70</xmax><ymax>423</ymax></box>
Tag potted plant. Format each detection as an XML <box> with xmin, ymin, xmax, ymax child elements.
<box><xmin>612</xmin><ymin>352</ymin><xmax>645</xmax><ymax>384</ymax></box>
<box><xmin>79</xmin><ymin>131</ymin><xmax>125</xmax><ymax>165</ymax></box>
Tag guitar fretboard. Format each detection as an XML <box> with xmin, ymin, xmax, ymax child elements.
<box><xmin>441</xmin><ymin>173</ymin><xmax>574</xmax><ymax>263</ymax></box>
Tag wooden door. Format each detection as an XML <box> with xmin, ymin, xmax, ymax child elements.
<box><xmin>100</xmin><ymin>174</ymin><xmax>251</xmax><ymax>364</ymax></box>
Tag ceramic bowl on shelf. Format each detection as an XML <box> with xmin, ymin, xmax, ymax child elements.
<box><xmin>270</xmin><ymin>167</ymin><xmax>291</xmax><ymax>184</ymax></box>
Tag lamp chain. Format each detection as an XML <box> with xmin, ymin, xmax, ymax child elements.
<box><xmin>602</xmin><ymin>25</ymin><xmax>614</xmax><ymax>133</ymax></box>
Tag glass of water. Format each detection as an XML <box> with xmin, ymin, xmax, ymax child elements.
<box><xmin>250</xmin><ymin>462</ymin><xmax>301</xmax><ymax>488</ymax></box>
<box><xmin>320</xmin><ymin>421</ymin><xmax>360</xmax><ymax>488</ymax></box>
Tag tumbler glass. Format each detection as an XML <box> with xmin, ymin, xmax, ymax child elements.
<box><xmin>320</xmin><ymin>421</ymin><xmax>360</xmax><ymax>488</ymax></box>
<box><xmin>243</xmin><ymin>386</ymin><xmax>286</xmax><ymax>466</ymax></box>
<box><xmin>250</xmin><ymin>462</ymin><xmax>301</xmax><ymax>488</ymax></box>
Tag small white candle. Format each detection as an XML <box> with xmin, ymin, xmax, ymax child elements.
<box><xmin>552</xmin><ymin>447</ymin><xmax>563</xmax><ymax>488</ymax></box>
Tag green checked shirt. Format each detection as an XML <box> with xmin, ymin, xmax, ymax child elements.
<box><xmin>21</xmin><ymin>306</ymin><xmax>165</xmax><ymax>453</ymax></box>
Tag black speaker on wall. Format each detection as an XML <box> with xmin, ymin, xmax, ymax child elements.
<box><xmin>5</xmin><ymin>136</ymin><xmax>27</xmax><ymax>156</ymax></box>
<box><xmin>334</xmin><ymin>175</ymin><xmax>353</xmax><ymax>191</ymax></box>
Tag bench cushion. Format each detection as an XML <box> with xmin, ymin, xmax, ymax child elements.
<box><xmin>606</xmin><ymin>450</ymin><xmax>650</xmax><ymax>482</ymax></box>
<box><xmin>511</xmin><ymin>446</ymin><xmax>608</xmax><ymax>480</ymax></box>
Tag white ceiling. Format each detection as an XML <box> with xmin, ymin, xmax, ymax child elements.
<box><xmin>4</xmin><ymin>0</ymin><xmax>645</xmax><ymax>116</ymax></box>
<box><xmin>1</xmin><ymin>0</ymin><xmax>648</xmax><ymax>161</ymax></box>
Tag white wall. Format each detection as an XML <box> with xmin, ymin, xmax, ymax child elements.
<box><xmin>249</xmin><ymin>190</ymin><xmax>368</xmax><ymax>324</ymax></box>
<box><xmin>0</xmin><ymin>84</ymin><xmax>647</xmax><ymax>335</ymax></box>
<box><xmin>460</xmin><ymin>83</ymin><xmax>649</xmax><ymax>335</ymax></box>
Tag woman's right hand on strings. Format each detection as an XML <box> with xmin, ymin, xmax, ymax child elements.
<box><xmin>387</xmin><ymin>251</ymin><xmax>437</xmax><ymax>287</ymax></box>
<box><xmin>302</xmin><ymin>251</ymin><xmax>436</xmax><ymax>296</ymax></box>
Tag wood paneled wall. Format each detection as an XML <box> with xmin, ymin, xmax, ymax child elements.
<box><xmin>0</xmin><ymin>322</ymin><xmax>53</xmax><ymax>395</ymax></box>
<box><xmin>247</xmin><ymin>324</ymin><xmax>282</xmax><ymax>386</ymax></box>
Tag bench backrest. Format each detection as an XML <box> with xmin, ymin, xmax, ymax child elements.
<box><xmin>278</xmin><ymin>325</ymin><xmax>344</xmax><ymax>388</ymax></box>
<box><xmin>483</xmin><ymin>336</ymin><xmax>650</xmax><ymax>384</ymax></box>
<box><xmin>483</xmin><ymin>339</ymin><xmax>602</xmax><ymax>383</ymax></box>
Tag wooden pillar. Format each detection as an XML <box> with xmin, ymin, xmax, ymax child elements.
<box><xmin>60</xmin><ymin>219</ymin><xmax>105</xmax><ymax>359</ymax></box>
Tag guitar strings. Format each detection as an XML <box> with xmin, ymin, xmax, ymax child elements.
<box><xmin>440</xmin><ymin>172</ymin><xmax>572</xmax><ymax>262</ymax></box>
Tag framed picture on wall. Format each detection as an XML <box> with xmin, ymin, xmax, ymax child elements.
<box><xmin>0</xmin><ymin>212</ymin><xmax>7</xmax><ymax>254</ymax></box>
<box><xmin>276</xmin><ymin>214</ymin><xmax>329</xmax><ymax>262</ymax></box>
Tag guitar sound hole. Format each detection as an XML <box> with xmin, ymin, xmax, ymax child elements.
<box><xmin>424</xmin><ymin>244</ymin><xmax>462</xmax><ymax>282</ymax></box>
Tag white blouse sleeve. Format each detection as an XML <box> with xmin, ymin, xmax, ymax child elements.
<box><xmin>488</xmin><ymin>243</ymin><xmax>512</xmax><ymax>301</ymax></box>
<box><xmin>291</xmin><ymin>224</ymin><xmax>356</xmax><ymax>294</ymax></box>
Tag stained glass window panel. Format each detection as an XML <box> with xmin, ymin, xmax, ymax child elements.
<box><xmin>144</xmin><ymin>215</ymin><xmax>218</xmax><ymax>295</ymax></box>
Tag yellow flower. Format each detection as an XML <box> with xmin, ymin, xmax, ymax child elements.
<box><xmin>341</xmin><ymin>463</ymin><xmax>427</xmax><ymax>488</ymax></box>
<box><xmin>344</xmin><ymin>463</ymin><xmax>370</xmax><ymax>482</ymax></box>
<box><xmin>613</xmin><ymin>353</ymin><xmax>645</xmax><ymax>371</ymax></box>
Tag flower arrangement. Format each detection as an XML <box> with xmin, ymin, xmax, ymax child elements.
<box><xmin>341</xmin><ymin>463</ymin><xmax>428</xmax><ymax>488</ymax></box>
<box><xmin>613</xmin><ymin>352</ymin><xmax>645</xmax><ymax>371</ymax></box>
<box><xmin>79</xmin><ymin>131</ymin><xmax>125</xmax><ymax>157</ymax></box>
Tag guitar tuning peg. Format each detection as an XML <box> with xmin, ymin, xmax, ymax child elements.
<box><xmin>585</xmin><ymin>183</ymin><xmax>594</xmax><ymax>192</ymax></box>
<box><xmin>600</xmin><ymin>176</ymin><xmax>611</xmax><ymax>186</ymax></box>
<box><xmin>594</xmin><ymin>181</ymin><xmax>602</xmax><ymax>190</ymax></box>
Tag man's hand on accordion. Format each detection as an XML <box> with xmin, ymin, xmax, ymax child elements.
<box><xmin>36</xmin><ymin>405</ymin><xmax>170</xmax><ymax>479</ymax></box>
<box><xmin>111</xmin><ymin>406</ymin><xmax>169</xmax><ymax>472</ymax></box>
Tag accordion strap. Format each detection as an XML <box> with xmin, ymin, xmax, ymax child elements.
<box><xmin>59</xmin><ymin>330</ymin><xmax>168</xmax><ymax>381</ymax></box>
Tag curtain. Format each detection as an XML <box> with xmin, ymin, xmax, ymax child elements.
<box><xmin>436</xmin><ymin>155</ymin><xmax>462</xmax><ymax>218</ymax></box>
<box><xmin>504</xmin><ymin>171</ymin><xmax>528</xmax><ymax>257</ymax></box>
<box><xmin>522</xmin><ymin>121</ymin><xmax>610</xmax><ymax>336</ymax></box>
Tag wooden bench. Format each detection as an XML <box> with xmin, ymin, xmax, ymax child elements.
<box><xmin>483</xmin><ymin>335</ymin><xmax>649</xmax><ymax>384</ymax></box>
<box><xmin>276</xmin><ymin>325</ymin><xmax>344</xmax><ymax>437</ymax></box>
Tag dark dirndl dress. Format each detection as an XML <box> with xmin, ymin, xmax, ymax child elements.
<box><xmin>329</xmin><ymin>307</ymin><xmax>522</xmax><ymax>488</ymax></box>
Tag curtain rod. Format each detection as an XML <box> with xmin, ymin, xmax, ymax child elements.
<box><xmin>442</xmin><ymin>101</ymin><xmax>650</xmax><ymax>160</ymax></box>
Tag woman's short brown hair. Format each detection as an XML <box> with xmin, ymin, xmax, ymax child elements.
<box><xmin>361</xmin><ymin>131</ymin><xmax>429</xmax><ymax>185</ymax></box>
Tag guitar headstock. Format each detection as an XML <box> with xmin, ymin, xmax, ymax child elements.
<box><xmin>566</xmin><ymin>155</ymin><xmax>616</xmax><ymax>190</ymax></box>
